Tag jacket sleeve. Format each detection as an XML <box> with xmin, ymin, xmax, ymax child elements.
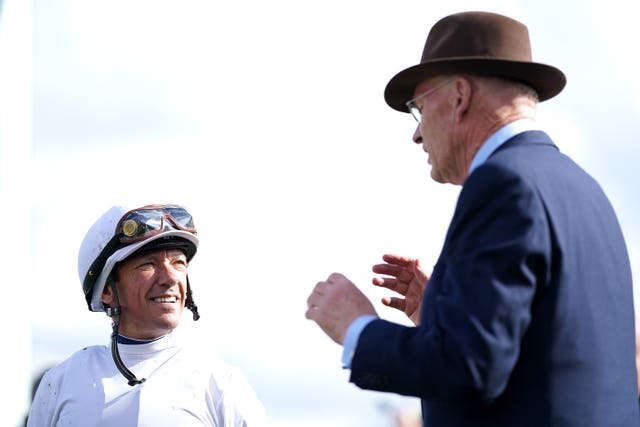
<box><xmin>26</xmin><ymin>368</ymin><xmax>57</xmax><ymax>427</ymax></box>
<box><xmin>350</xmin><ymin>163</ymin><xmax>551</xmax><ymax>404</ymax></box>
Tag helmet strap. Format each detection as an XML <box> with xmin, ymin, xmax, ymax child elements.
<box><xmin>185</xmin><ymin>276</ymin><xmax>200</xmax><ymax>321</ymax></box>
<box><xmin>104</xmin><ymin>274</ymin><xmax>199</xmax><ymax>385</ymax></box>
<box><xmin>106</xmin><ymin>280</ymin><xmax>146</xmax><ymax>386</ymax></box>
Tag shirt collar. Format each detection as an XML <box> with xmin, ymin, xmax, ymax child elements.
<box><xmin>468</xmin><ymin>118</ymin><xmax>539</xmax><ymax>176</ymax></box>
<box><xmin>117</xmin><ymin>334</ymin><xmax>165</xmax><ymax>345</ymax></box>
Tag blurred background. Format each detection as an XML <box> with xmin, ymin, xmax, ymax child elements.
<box><xmin>1</xmin><ymin>0</ymin><xmax>638</xmax><ymax>426</ymax></box>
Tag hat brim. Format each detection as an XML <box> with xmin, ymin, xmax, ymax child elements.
<box><xmin>89</xmin><ymin>230</ymin><xmax>199</xmax><ymax>312</ymax></box>
<box><xmin>384</xmin><ymin>58</ymin><xmax>566</xmax><ymax>112</ymax></box>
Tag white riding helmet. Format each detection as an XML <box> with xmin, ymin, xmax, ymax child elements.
<box><xmin>78</xmin><ymin>204</ymin><xmax>199</xmax><ymax>312</ymax></box>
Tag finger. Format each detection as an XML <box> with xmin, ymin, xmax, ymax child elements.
<box><xmin>381</xmin><ymin>254</ymin><xmax>417</xmax><ymax>266</ymax></box>
<box><xmin>372</xmin><ymin>277</ymin><xmax>409</xmax><ymax>295</ymax></box>
<box><xmin>381</xmin><ymin>296</ymin><xmax>406</xmax><ymax>312</ymax></box>
<box><xmin>306</xmin><ymin>288</ymin><xmax>324</xmax><ymax>308</ymax></box>
<box><xmin>305</xmin><ymin>304</ymin><xmax>320</xmax><ymax>320</ymax></box>
<box><xmin>327</xmin><ymin>272</ymin><xmax>345</xmax><ymax>283</ymax></box>
<box><xmin>372</xmin><ymin>263</ymin><xmax>405</xmax><ymax>276</ymax></box>
<box><xmin>306</xmin><ymin>294</ymin><xmax>316</xmax><ymax>310</ymax></box>
<box><xmin>311</xmin><ymin>280</ymin><xmax>328</xmax><ymax>296</ymax></box>
<box><xmin>372</xmin><ymin>264</ymin><xmax>415</xmax><ymax>284</ymax></box>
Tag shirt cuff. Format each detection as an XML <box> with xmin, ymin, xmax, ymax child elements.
<box><xmin>341</xmin><ymin>315</ymin><xmax>377</xmax><ymax>369</ymax></box>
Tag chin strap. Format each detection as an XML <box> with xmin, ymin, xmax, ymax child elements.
<box><xmin>185</xmin><ymin>276</ymin><xmax>200</xmax><ymax>321</ymax></box>
<box><xmin>106</xmin><ymin>275</ymin><xmax>200</xmax><ymax>385</ymax></box>
<box><xmin>107</xmin><ymin>281</ymin><xmax>146</xmax><ymax>386</ymax></box>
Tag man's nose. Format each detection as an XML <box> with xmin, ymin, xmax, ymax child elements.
<box><xmin>156</xmin><ymin>260</ymin><xmax>180</xmax><ymax>285</ymax></box>
<box><xmin>412</xmin><ymin>125</ymin><xmax>422</xmax><ymax>145</ymax></box>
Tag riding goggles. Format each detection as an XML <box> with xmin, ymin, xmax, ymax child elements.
<box><xmin>116</xmin><ymin>204</ymin><xmax>197</xmax><ymax>244</ymax></box>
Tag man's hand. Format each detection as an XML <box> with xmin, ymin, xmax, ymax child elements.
<box><xmin>306</xmin><ymin>272</ymin><xmax>377</xmax><ymax>345</ymax></box>
<box><xmin>372</xmin><ymin>254</ymin><xmax>428</xmax><ymax>326</ymax></box>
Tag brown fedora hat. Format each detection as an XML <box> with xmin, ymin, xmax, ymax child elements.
<box><xmin>384</xmin><ymin>11</ymin><xmax>566</xmax><ymax>112</ymax></box>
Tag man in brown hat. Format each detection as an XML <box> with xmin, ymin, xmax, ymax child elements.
<box><xmin>305</xmin><ymin>11</ymin><xmax>639</xmax><ymax>426</ymax></box>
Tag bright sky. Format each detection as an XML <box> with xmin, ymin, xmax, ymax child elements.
<box><xmin>1</xmin><ymin>0</ymin><xmax>638</xmax><ymax>426</ymax></box>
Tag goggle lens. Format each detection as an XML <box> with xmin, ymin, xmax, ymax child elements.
<box><xmin>116</xmin><ymin>205</ymin><xmax>196</xmax><ymax>243</ymax></box>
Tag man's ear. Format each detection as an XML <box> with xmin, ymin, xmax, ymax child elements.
<box><xmin>102</xmin><ymin>281</ymin><xmax>115</xmax><ymax>306</ymax></box>
<box><xmin>452</xmin><ymin>76</ymin><xmax>473</xmax><ymax>122</ymax></box>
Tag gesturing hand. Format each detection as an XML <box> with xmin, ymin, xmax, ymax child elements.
<box><xmin>306</xmin><ymin>273</ymin><xmax>377</xmax><ymax>345</ymax></box>
<box><xmin>372</xmin><ymin>254</ymin><xmax>428</xmax><ymax>326</ymax></box>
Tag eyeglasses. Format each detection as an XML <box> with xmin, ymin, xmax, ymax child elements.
<box><xmin>406</xmin><ymin>78</ymin><xmax>454</xmax><ymax>123</ymax></box>
<box><xmin>116</xmin><ymin>204</ymin><xmax>197</xmax><ymax>244</ymax></box>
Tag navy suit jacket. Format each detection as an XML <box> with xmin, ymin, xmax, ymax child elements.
<box><xmin>350</xmin><ymin>131</ymin><xmax>639</xmax><ymax>426</ymax></box>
